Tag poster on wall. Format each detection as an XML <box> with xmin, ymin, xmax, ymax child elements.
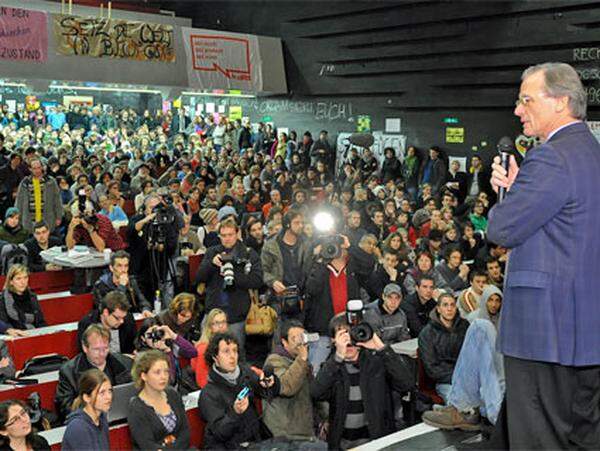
<box><xmin>53</xmin><ymin>15</ymin><xmax>175</xmax><ymax>62</ymax></box>
<box><xmin>0</xmin><ymin>7</ymin><xmax>48</xmax><ymax>63</ymax></box>
<box><xmin>181</xmin><ymin>27</ymin><xmax>263</xmax><ymax>91</ymax></box>
<box><xmin>63</xmin><ymin>95</ymin><xmax>93</xmax><ymax>107</ymax></box>
<box><xmin>336</xmin><ymin>132</ymin><xmax>407</xmax><ymax>174</ymax></box>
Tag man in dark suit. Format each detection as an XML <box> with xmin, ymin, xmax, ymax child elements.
<box><xmin>489</xmin><ymin>62</ymin><xmax>600</xmax><ymax>449</ymax></box>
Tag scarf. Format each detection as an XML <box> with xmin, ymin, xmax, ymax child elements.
<box><xmin>212</xmin><ymin>364</ymin><xmax>240</xmax><ymax>386</ymax></box>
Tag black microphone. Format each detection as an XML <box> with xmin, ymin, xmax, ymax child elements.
<box><xmin>496</xmin><ymin>136</ymin><xmax>514</xmax><ymax>203</ymax></box>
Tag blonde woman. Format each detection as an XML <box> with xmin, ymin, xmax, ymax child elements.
<box><xmin>127</xmin><ymin>350</ymin><xmax>190</xmax><ymax>450</ymax></box>
<box><xmin>191</xmin><ymin>309</ymin><xmax>228</xmax><ymax>387</ymax></box>
<box><xmin>62</xmin><ymin>369</ymin><xmax>113</xmax><ymax>451</ymax></box>
<box><xmin>0</xmin><ymin>264</ymin><xmax>45</xmax><ymax>331</ymax></box>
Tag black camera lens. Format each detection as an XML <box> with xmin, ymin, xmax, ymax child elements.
<box><xmin>350</xmin><ymin>323</ymin><xmax>374</xmax><ymax>343</ymax></box>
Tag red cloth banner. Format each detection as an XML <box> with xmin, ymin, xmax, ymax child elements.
<box><xmin>0</xmin><ymin>6</ymin><xmax>48</xmax><ymax>63</ymax></box>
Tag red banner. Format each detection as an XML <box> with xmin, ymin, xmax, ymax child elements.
<box><xmin>0</xmin><ymin>7</ymin><xmax>48</xmax><ymax>63</ymax></box>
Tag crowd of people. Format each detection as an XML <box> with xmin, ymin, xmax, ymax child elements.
<box><xmin>0</xmin><ymin>101</ymin><xmax>509</xmax><ymax>449</ymax></box>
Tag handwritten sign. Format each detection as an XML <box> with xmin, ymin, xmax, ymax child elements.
<box><xmin>53</xmin><ymin>15</ymin><xmax>175</xmax><ymax>62</ymax></box>
<box><xmin>182</xmin><ymin>27</ymin><xmax>262</xmax><ymax>91</ymax></box>
<box><xmin>0</xmin><ymin>7</ymin><xmax>47</xmax><ymax>62</ymax></box>
<box><xmin>446</xmin><ymin>127</ymin><xmax>464</xmax><ymax>144</ymax></box>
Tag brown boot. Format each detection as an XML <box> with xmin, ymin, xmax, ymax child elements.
<box><xmin>422</xmin><ymin>405</ymin><xmax>481</xmax><ymax>431</ymax></box>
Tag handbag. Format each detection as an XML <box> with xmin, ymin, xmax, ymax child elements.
<box><xmin>21</xmin><ymin>354</ymin><xmax>68</xmax><ymax>376</ymax></box>
<box><xmin>245</xmin><ymin>289</ymin><xmax>277</xmax><ymax>336</ymax></box>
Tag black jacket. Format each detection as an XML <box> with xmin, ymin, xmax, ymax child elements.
<box><xmin>195</xmin><ymin>241</ymin><xmax>263</xmax><ymax>324</ymax></box>
<box><xmin>418</xmin><ymin>309</ymin><xmax>469</xmax><ymax>384</ymax></box>
<box><xmin>92</xmin><ymin>272</ymin><xmax>151</xmax><ymax>313</ymax></box>
<box><xmin>76</xmin><ymin>309</ymin><xmax>136</xmax><ymax>354</ymax></box>
<box><xmin>401</xmin><ymin>292</ymin><xmax>437</xmax><ymax>339</ymax></box>
<box><xmin>23</xmin><ymin>236</ymin><xmax>63</xmax><ymax>273</ymax></box>
<box><xmin>310</xmin><ymin>347</ymin><xmax>414</xmax><ymax>449</ymax></box>
<box><xmin>55</xmin><ymin>352</ymin><xmax>132</xmax><ymax>421</ymax></box>
<box><xmin>381</xmin><ymin>156</ymin><xmax>402</xmax><ymax>183</ymax></box>
<box><xmin>0</xmin><ymin>289</ymin><xmax>46</xmax><ymax>330</ymax></box>
<box><xmin>127</xmin><ymin>387</ymin><xmax>190</xmax><ymax>450</ymax></box>
<box><xmin>198</xmin><ymin>365</ymin><xmax>280</xmax><ymax>449</ymax></box>
<box><xmin>304</xmin><ymin>258</ymin><xmax>362</xmax><ymax>336</ymax></box>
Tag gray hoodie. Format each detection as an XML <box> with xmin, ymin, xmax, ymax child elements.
<box><xmin>467</xmin><ymin>284</ymin><xmax>503</xmax><ymax>331</ymax></box>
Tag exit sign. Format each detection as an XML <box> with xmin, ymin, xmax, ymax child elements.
<box><xmin>444</xmin><ymin>117</ymin><xmax>459</xmax><ymax>124</ymax></box>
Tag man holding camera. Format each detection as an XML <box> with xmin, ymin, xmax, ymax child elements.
<box><xmin>196</xmin><ymin>218</ymin><xmax>263</xmax><ymax>356</ymax></box>
<box><xmin>262</xmin><ymin>320</ymin><xmax>316</xmax><ymax>440</ymax></box>
<box><xmin>66</xmin><ymin>203</ymin><xmax>125</xmax><ymax>252</ymax></box>
<box><xmin>127</xmin><ymin>193</ymin><xmax>181</xmax><ymax>301</ymax></box>
<box><xmin>261</xmin><ymin>209</ymin><xmax>313</xmax><ymax>327</ymax></box>
<box><xmin>311</xmin><ymin>311</ymin><xmax>414</xmax><ymax>450</ymax></box>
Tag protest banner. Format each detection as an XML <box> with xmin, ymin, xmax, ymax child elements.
<box><xmin>0</xmin><ymin>7</ymin><xmax>48</xmax><ymax>63</ymax></box>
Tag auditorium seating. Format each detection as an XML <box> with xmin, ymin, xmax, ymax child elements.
<box><xmin>0</xmin><ymin>270</ymin><xmax>75</xmax><ymax>295</ymax></box>
<box><xmin>39</xmin><ymin>293</ymin><xmax>94</xmax><ymax>326</ymax></box>
<box><xmin>0</xmin><ymin>371</ymin><xmax>58</xmax><ymax>412</ymax></box>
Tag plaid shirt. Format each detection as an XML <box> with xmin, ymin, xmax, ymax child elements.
<box><xmin>73</xmin><ymin>213</ymin><xmax>126</xmax><ymax>251</ymax></box>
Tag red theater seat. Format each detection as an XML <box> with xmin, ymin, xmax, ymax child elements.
<box><xmin>0</xmin><ymin>376</ymin><xmax>58</xmax><ymax>412</ymax></box>
<box><xmin>40</xmin><ymin>293</ymin><xmax>94</xmax><ymax>326</ymax></box>
<box><xmin>417</xmin><ymin>356</ymin><xmax>444</xmax><ymax>405</ymax></box>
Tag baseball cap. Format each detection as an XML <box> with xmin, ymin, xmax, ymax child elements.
<box><xmin>383</xmin><ymin>283</ymin><xmax>403</xmax><ymax>297</ymax></box>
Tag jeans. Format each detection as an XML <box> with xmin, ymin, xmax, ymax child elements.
<box><xmin>308</xmin><ymin>336</ymin><xmax>331</xmax><ymax>376</ymax></box>
<box><xmin>436</xmin><ymin>383</ymin><xmax>452</xmax><ymax>404</ymax></box>
<box><xmin>448</xmin><ymin>319</ymin><xmax>504</xmax><ymax>424</ymax></box>
<box><xmin>228</xmin><ymin>320</ymin><xmax>247</xmax><ymax>360</ymax></box>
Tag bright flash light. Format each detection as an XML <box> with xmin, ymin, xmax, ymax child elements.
<box><xmin>313</xmin><ymin>211</ymin><xmax>335</xmax><ymax>233</ymax></box>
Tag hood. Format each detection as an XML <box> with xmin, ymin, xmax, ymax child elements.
<box><xmin>468</xmin><ymin>285</ymin><xmax>503</xmax><ymax>326</ymax></box>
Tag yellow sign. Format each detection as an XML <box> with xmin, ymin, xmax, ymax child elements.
<box><xmin>446</xmin><ymin>127</ymin><xmax>464</xmax><ymax>144</ymax></box>
<box><xmin>229</xmin><ymin>105</ymin><xmax>243</xmax><ymax>121</ymax></box>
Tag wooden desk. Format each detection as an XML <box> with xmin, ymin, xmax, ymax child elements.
<box><xmin>39</xmin><ymin>293</ymin><xmax>93</xmax><ymax>326</ymax></box>
<box><xmin>0</xmin><ymin>371</ymin><xmax>59</xmax><ymax>412</ymax></box>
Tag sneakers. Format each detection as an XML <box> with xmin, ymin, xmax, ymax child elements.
<box><xmin>422</xmin><ymin>405</ymin><xmax>481</xmax><ymax>431</ymax></box>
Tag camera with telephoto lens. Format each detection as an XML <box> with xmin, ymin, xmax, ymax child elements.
<box><xmin>219</xmin><ymin>251</ymin><xmax>251</xmax><ymax>289</ymax></box>
<box><xmin>146</xmin><ymin>327</ymin><xmax>165</xmax><ymax>342</ymax></box>
<box><xmin>346</xmin><ymin>299</ymin><xmax>373</xmax><ymax>343</ymax></box>
<box><xmin>313</xmin><ymin>211</ymin><xmax>344</xmax><ymax>260</ymax></box>
<box><xmin>78</xmin><ymin>189</ymin><xmax>98</xmax><ymax>226</ymax></box>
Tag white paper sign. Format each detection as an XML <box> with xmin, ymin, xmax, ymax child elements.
<box><xmin>205</xmin><ymin>103</ymin><xmax>215</xmax><ymax>113</ymax></box>
<box><xmin>449</xmin><ymin>156</ymin><xmax>467</xmax><ymax>172</ymax></box>
<box><xmin>385</xmin><ymin>118</ymin><xmax>401</xmax><ymax>133</ymax></box>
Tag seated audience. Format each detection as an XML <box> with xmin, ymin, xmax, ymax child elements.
<box><xmin>403</xmin><ymin>250</ymin><xmax>435</xmax><ymax>296</ymax></box>
<box><xmin>423</xmin><ymin>286</ymin><xmax>504</xmax><ymax>429</ymax></box>
<box><xmin>191</xmin><ymin>308</ymin><xmax>228</xmax><ymax>388</ymax></box>
<box><xmin>0</xmin><ymin>208</ymin><xmax>29</xmax><ymax>245</ymax></box>
<box><xmin>198</xmin><ymin>332</ymin><xmax>279</xmax><ymax>449</ymax></box>
<box><xmin>311</xmin><ymin>313</ymin><xmax>414</xmax><ymax>450</ymax></box>
<box><xmin>364</xmin><ymin>283</ymin><xmax>411</xmax><ymax>345</ymax></box>
<box><xmin>0</xmin><ymin>400</ymin><xmax>50</xmax><ymax>451</ymax></box>
<box><xmin>128</xmin><ymin>350</ymin><xmax>191</xmax><ymax>450</ymax></box>
<box><xmin>77</xmin><ymin>291</ymin><xmax>136</xmax><ymax>355</ymax></box>
<box><xmin>418</xmin><ymin>293</ymin><xmax>470</xmax><ymax>403</ymax></box>
<box><xmin>485</xmin><ymin>256</ymin><xmax>504</xmax><ymax>289</ymax></box>
<box><xmin>0</xmin><ymin>265</ymin><xmax>46</xmax><ymax>330</ymax></box>
<box><xmin>92</xmin><ymin>250</ymin><xmax>152</xmax><ymax>316</ymax></box>
<box><xmin>55</xmin><ymin>324</ymin><xmax>132</xmax><ymax>421</ymax></box>
<box><xmin>263</xmin><ymin>319</ymin><xmax>316</xmax><ymax>440</ymax></box>
<box><xmin>62</xmin><ymin>369</ymin><xmax>113</xmax><ymax>451</ymax></box>
<box><xmin>22</xmin><ymin>221</ymin><xmax>62</xmax><ymax>272</ymax></box>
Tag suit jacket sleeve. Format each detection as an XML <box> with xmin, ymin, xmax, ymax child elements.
<box><xmin>487</xmin><ymin>144</ymin><xmax>571</xmax><ymax>249</ymax></box>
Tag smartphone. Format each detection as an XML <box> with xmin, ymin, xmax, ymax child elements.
<box><xmin>236</xmin><ymin>386</ymin><xmax>250</xmax><ymax>401</ymax></box>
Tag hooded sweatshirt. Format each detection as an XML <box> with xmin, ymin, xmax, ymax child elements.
<box><xmin>467</xmin><ymin>285</ymin><xmax>503</xmax><ymax>331</ymax></box>
<box><xmin>62</xmin><ymin>408</ymin><xmax>109</xmax><ymax>451</ymax></box>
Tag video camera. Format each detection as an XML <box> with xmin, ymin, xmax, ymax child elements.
<box><xmin>268</xmin><ymin>285</ymin><xmax>302</xmax><ymax>317</ymax></box>
<box><xmin>346</xmin><ymin>300</ymin><xmax>374</xmax><ymax>343</ymax></box>
<box><xmin>313</xmin><ymin>211</ymin><xmax>344</xmax><ymax>260</ymax></box>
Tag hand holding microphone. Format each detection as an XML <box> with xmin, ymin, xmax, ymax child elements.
<box><xmin>491</xmin><ymin>136</ymin><xmax>520</xmax><ymax>201</ymax></box>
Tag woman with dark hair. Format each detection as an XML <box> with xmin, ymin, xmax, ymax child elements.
<box><xmin>128</xmin><ymin>350</ymin><xmax>190</xmax><ymax>450</ymax></box>
<box><xmin>62</xmin><ymin>369</ymin><xmax>113</xmax><ymax>451</ymax></box>
<box><xmin>134</xmin><ymin>317</ymin><xmax>197</xmax><ymax>388</ymax></box>
<box><xmin>403</xmin><ymin>250</ymin><xmax>435</xmax><ymax>296</ymax></box>
<box><xmin>0</xmin><ymin>265</ymin><xmax>46</xmax><ymax>331</ymax></box>
<box><xmin>0</xmin><ymin>400</ymin><xmax>49</xmax><ymax>451</ymax></box>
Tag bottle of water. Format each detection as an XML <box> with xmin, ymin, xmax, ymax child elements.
<box><xmin>153</xmin><ymin>290</ymin><xmax>161</xmax><ymax>315</ymax></box>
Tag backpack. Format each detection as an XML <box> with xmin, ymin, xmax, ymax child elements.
<box><xmin>0</xmin><ymin>243</ymin><xmax>28</xmax><ymax>275</ymax></box>
<box><xmin>21</xmin><ymin>354</ymin><xmax>68</xmax><ymax>376</ymax></box>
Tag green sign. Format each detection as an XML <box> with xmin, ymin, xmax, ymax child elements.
<box><xmin>357</xmin><ymin>115</ymin><xmax>371</xmax><ymax>132</ymax></box>
<box><xmin>261</xmin><ymin>116</ymin><xmax>272</xmax><ymax>122</ymax></box>
<box><xmin>444</xmin><ymin>117</ymin><xmax>459</xmax><ymax>124</ymax></box>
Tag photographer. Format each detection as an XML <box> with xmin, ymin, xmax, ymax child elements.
<box><xmin>66</xmin><ymin>205</ymin><xmax>125</xmax><ymax>252</ymax></box>
<box><xmin>195</xmin><ymin>218</ymin><xmax>263</xmax><ymax>357</ymax></box>
<box><xmin>261</xmin><ymin>209</ymin><xmax>313</xmax><ymax>327</ymax></box>
<box><xmin>127</xmin><ymin>193</ymin><xmax>181</xmax><ymax>301</ymax></box>
<box><xmin>304</xmin><ymin>233</ymin><xmax>361</xmax><ymax>374</ymax></box>
<box><xmin>311</xmin><ymin>312</ymin><xmax>414</xmax><ymax>450</ymax></box>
